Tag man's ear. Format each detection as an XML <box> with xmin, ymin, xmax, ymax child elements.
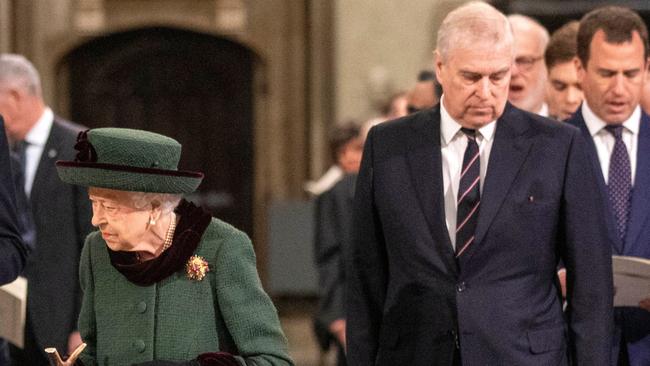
<box><xmin>574</xmin><ymin>56</ymin><xmax>585</xmax><ymax>84</ymax></box>
<box><xmin>434</xmin><ymin>50</ymin><xmax>444</xmax><ymax>82</ymax></box>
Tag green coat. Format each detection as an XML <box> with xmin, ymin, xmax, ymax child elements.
<box><xmin>78</xmin><ymin>218</ymin><xmax>293</xmax><ymax>366</ymax></box>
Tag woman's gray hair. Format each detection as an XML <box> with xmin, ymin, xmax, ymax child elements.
<box><xmin>436</xmin><ymin>1</ymin><xmax>514</xmax><ymax>62</ymax></box>
<box><xmin>0</xmin><ymin>54</ymin><xmax>42</xmax><ymax>97</ymax></box>
<box><xmin>126</xmin><ymin>191</ymin><xmax>183</xmax><ymax>214</ymax></box>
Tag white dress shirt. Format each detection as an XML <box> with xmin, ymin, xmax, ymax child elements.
<box><xmin>440</xmin><ymin>97</ymin><xmax>496</xmax><ymax>249</ymax></box>
<box><xmin>581</xmin><ymin>101</ymin><xmax>639</xmax><ymax>185</ymax></box>
<box><xmin>537</xmin><ymin>103</ymin><xmax>549</xmax><ymax>118</ymax></box>
<box><xmin>23</xmin><ymin>107</ymin><xmax>54</xmax><ymax>196</ymax></box>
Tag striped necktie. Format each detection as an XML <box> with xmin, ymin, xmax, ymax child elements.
<box><xmin>456</xmin><ymin>128</ymin><xmax>481</xmax><ymax>258</ymax></box>
<box><xmin>11</xmin><ymin>140</ymin><xmax>28</xmax><ymax>181</ymax></box>
<box><xmin>605</xmin><ymin>125</ymin><xmax>631</xmax><ymax>245</ymax></box>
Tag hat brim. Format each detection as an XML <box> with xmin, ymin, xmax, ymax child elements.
<box><xmin>56</xmin><ymin>161</ymin><xmax>203</xmax><ymax>194</ymax></box>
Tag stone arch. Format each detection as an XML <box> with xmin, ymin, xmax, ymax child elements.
<box><xmin>54</xmin><ymin>26</ymin><xmax>266</xmax><ymax>237</ymax></box>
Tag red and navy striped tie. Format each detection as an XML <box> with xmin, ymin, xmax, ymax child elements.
<box><xmin>456</xmin><ymin>128</ymin><xmax>481</xmax><ymax>258</ymax></box>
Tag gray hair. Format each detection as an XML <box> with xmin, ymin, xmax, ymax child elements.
<box><xmin>436</xmin><ymin>1</ymin><xmax>514</xmax><ymax>62</ymax></box>
<box><xmin>508</xmin><ymin>14</ymin><xmax>550</xmax><ymax>54</ymax></box>
<box><xmin>127</xmin><ymin>191</ymin><xmax>183</xmax><ymax>215</ymax></box>
<box><xmin>0</xmin><ymin>54</ymin><xmax>42</xmax><ymax>97</ymax></box>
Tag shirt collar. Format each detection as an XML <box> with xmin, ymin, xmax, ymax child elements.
<box><xmin>24</xmin><ymin>107</ymin><xmax>54</xmax><ymax>147</ymax></box>
<box><xmin>581</xmin><ymin>101</ymin><xmax>640</xmax><ymax>137</ymax></box>
<box><xmin>440</xmin><ymin>94</ymin><xmax>497</xmax><ymax>146</ymax></box>
<box><xmin>537</xmin><ymin>103</ymin><xmax>549</xmax><ymax>118</ymax></box>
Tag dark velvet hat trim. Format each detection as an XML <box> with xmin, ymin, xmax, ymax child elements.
<box><xmin>108</xmin><ymin>199</ymin><xmax>212</xmax><ymax>286</ymax></box>
<box><xmin>56</xmin><ymin>160</ymin><xmax>204</xmax><ymax>178</ymax></box>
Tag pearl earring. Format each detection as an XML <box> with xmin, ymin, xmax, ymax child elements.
<box><xmin>149</xmin><ymin>218</ymin><xmax>156</xmax><ymax>225</ymax></box>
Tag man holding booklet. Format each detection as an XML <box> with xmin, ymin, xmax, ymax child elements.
<box><xmin>567</xmin><ymin>6</ymin><xmax>650</xmax><ymax>365</ymax></box>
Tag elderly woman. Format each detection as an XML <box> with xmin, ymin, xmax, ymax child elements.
<box><xmin>55</xmin><ymin>128</ymin><xmax>293</xmax><ymax>366</ymax></box>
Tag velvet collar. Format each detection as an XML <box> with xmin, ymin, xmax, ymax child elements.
<box><xmin>107</xmin><ymin>199</ymin><xmax>212</xmax><ymax>286</ymax></box>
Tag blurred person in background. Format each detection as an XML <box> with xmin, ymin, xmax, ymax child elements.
<box><xmin>545</xmin><ymin>21</ymin><xmax>583</xmax><ymax>121</ymax></box>
<box><xmin>305</xmin><ymin>121</ymin><xmax>364</xmax><ymax>196</ymax></box>
<box><xmin>380</xmin><ymin>91</ymin><xmax>408</xmax><ymax>120</ymax></box>
<box><xmin>406</xmin><ymin>70</ymin><xmax>439</xmax><ymax>114</ymax></box>
<box><xmin>0</xmin><ymin>53</ymin><xmax>93</xmax><ymax>365</ymax></box>
<box><xmin>313</xmin><ymin>122</ymin><xmax>363</xmax><ymax>366</ymax></box>
<box><xmin>508</xmin><ymin>14</ymin><xmax>550</xmax><ymax>116</ymax></box>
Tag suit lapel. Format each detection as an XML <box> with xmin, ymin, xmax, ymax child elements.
<box><xmin>470</xmin><ymin>105</ymin><xmax>532</xmax><ymax>256</ymax></box>
<box><xmin>625</xmin><ymin>112</ymin><xmax>650</xmax><ymax>253</ymax></box>
<box><xmin>569</xmin><ymin>110</ymin><xmax>623</xmax><ymax>254</ymax></box>
<box><xmin>405</xmin><ymin>106</ymin><xmax>457</xmax><ymax>272</ymax></box>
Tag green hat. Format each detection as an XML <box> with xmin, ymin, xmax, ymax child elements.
<box><xmin>56</xmin><ymin>128</ymin><xmax>203</xmax><ymax>193</ymax></box>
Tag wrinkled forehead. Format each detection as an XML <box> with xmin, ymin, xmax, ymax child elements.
<box><xmin>445</xmin><ymin>44</ymin><xmax>514</xmax><ymax>72</ymax></box>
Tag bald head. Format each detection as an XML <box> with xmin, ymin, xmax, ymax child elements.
<box><xmin>436</xmin><ymin>2</ymin><xmax>513</xmax><ymax>62</ymax></box>
<box><xmin>508</xmin><ymin>15</ymin><xmax>549</xmax><ymax>114</ymax></box>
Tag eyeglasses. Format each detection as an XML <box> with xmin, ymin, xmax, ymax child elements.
<box><xmin>515</xmin><ymin>56</ymin><xmax>544</xmax><ymax>71</ymax></box>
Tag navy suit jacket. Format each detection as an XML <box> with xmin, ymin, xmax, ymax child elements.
<box><xmin>568</xmin><ymin>108</ymin><xmax>650</xmax><ymax>365</ymax></box>
<box><xmin>347</xmin><ymin>103</ymin><xmax>614</xmax><ymax>366</ymax></box>
<box><xmin>0</xmin><ymin>116</ymin><xmax>29</xmax><ymax>285</ymax></box>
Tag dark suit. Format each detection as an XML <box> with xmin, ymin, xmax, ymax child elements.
<box><xmin>0</xmin><ymin>116</ymin><xmax>29</xmax><ymax>366</ymax></box>
<box><xmin>11</xmin><ymin>116</ymin><xmax>93</xmax><ymax>363</ymax></box>
<box><xmin>347</xmin><ymin>103</ymin><xmax>614</xmax><ymax>366</ymax></box>
<box><xmin>568</xmin><ymin>109</ymin><xmax>650</xmax><ymax>366</ymax></box>
<box><xmin>314</xmin><ymin>174</ymin><xmax>356</xmax><ymax>366</ymax></box>
<box><xmin>0</xmin><ymin>116</ymin><xmax>28</xmax><ymax>284</ymax></box>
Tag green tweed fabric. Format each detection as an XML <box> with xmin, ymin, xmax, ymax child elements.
<box><xmin>78</xmin><ymin>218</ymin><xmax>294</xmax><ymax>366</ymax></box>
<box><xmin>88</xmin><ymin>128</ymin><xmax>182</xmax><ymax>170</ymax></box>
<box><xmin>56</xmin><ymin>128</ymin><xmax>202</xmax><ymax>193</ymax></box>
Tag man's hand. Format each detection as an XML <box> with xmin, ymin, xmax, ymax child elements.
<box><xmin>639</xmin><ymin>298</ymin><xmax>650</xmax><ymax>312</ymax></box>
<box><xmin>329</xmin><ymin>318</ymin><xmax>346</xmax><ymax>350</ymax></box>
<box><xmin>67</xmin><ymin>331</ymin><xmax>82</xmax><ymax>356</ymax></box>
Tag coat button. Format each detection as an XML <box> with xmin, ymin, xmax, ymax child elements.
<box><xmin>456</xmin><ymin>282</ymin><xmax>467</xmax><ymax>293</ymax></box>
<box><xmin>136</xmin><ymin>301</ymin><xmax>147</xmax><ymax>313</ymax></box>
<box><xmin>132</xmin><ymin>339</ymin><xmax>146</xmax><ymax>353</ymax></box>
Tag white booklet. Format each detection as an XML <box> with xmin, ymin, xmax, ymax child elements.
<box><xmin>613</xmin><ymin>255</ymin><xmax>650</xmax><ymax>307</ymax></box>
<box><xmin>0</xmin><ymin>276</ymin><xmax>27</xmax><ymax>348</ymax></box>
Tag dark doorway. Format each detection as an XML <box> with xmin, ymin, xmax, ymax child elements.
<box><xmin>60</xmin><ymin>27</ymin><xmax>256</xmax><ymax>236</ymax></box>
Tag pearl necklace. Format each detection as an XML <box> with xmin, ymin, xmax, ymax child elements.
<box><xmin>161</xmin><ymin>213</ymin><xmax>177</xmax><ymax>252</ymax></box>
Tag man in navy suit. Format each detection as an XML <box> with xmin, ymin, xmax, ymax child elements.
<box><xmin>346</xmin><ymin>2</ymin><xmax>614</xmax><ymax>365</ymax></box>
<box><xmin>0</xmin><ymin>116</ymin><xmax>28</xmax><ymax>284</ymax></box>
<box><xmin>567</xmin><ymin>6</ymin><xmax>650</xmax><ymax>366</ymax></box>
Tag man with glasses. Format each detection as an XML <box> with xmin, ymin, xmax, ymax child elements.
<box><xmin>508</xmin><ymin>14</ymin><xmax>550</xmax><ymax>116</ymax></box>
